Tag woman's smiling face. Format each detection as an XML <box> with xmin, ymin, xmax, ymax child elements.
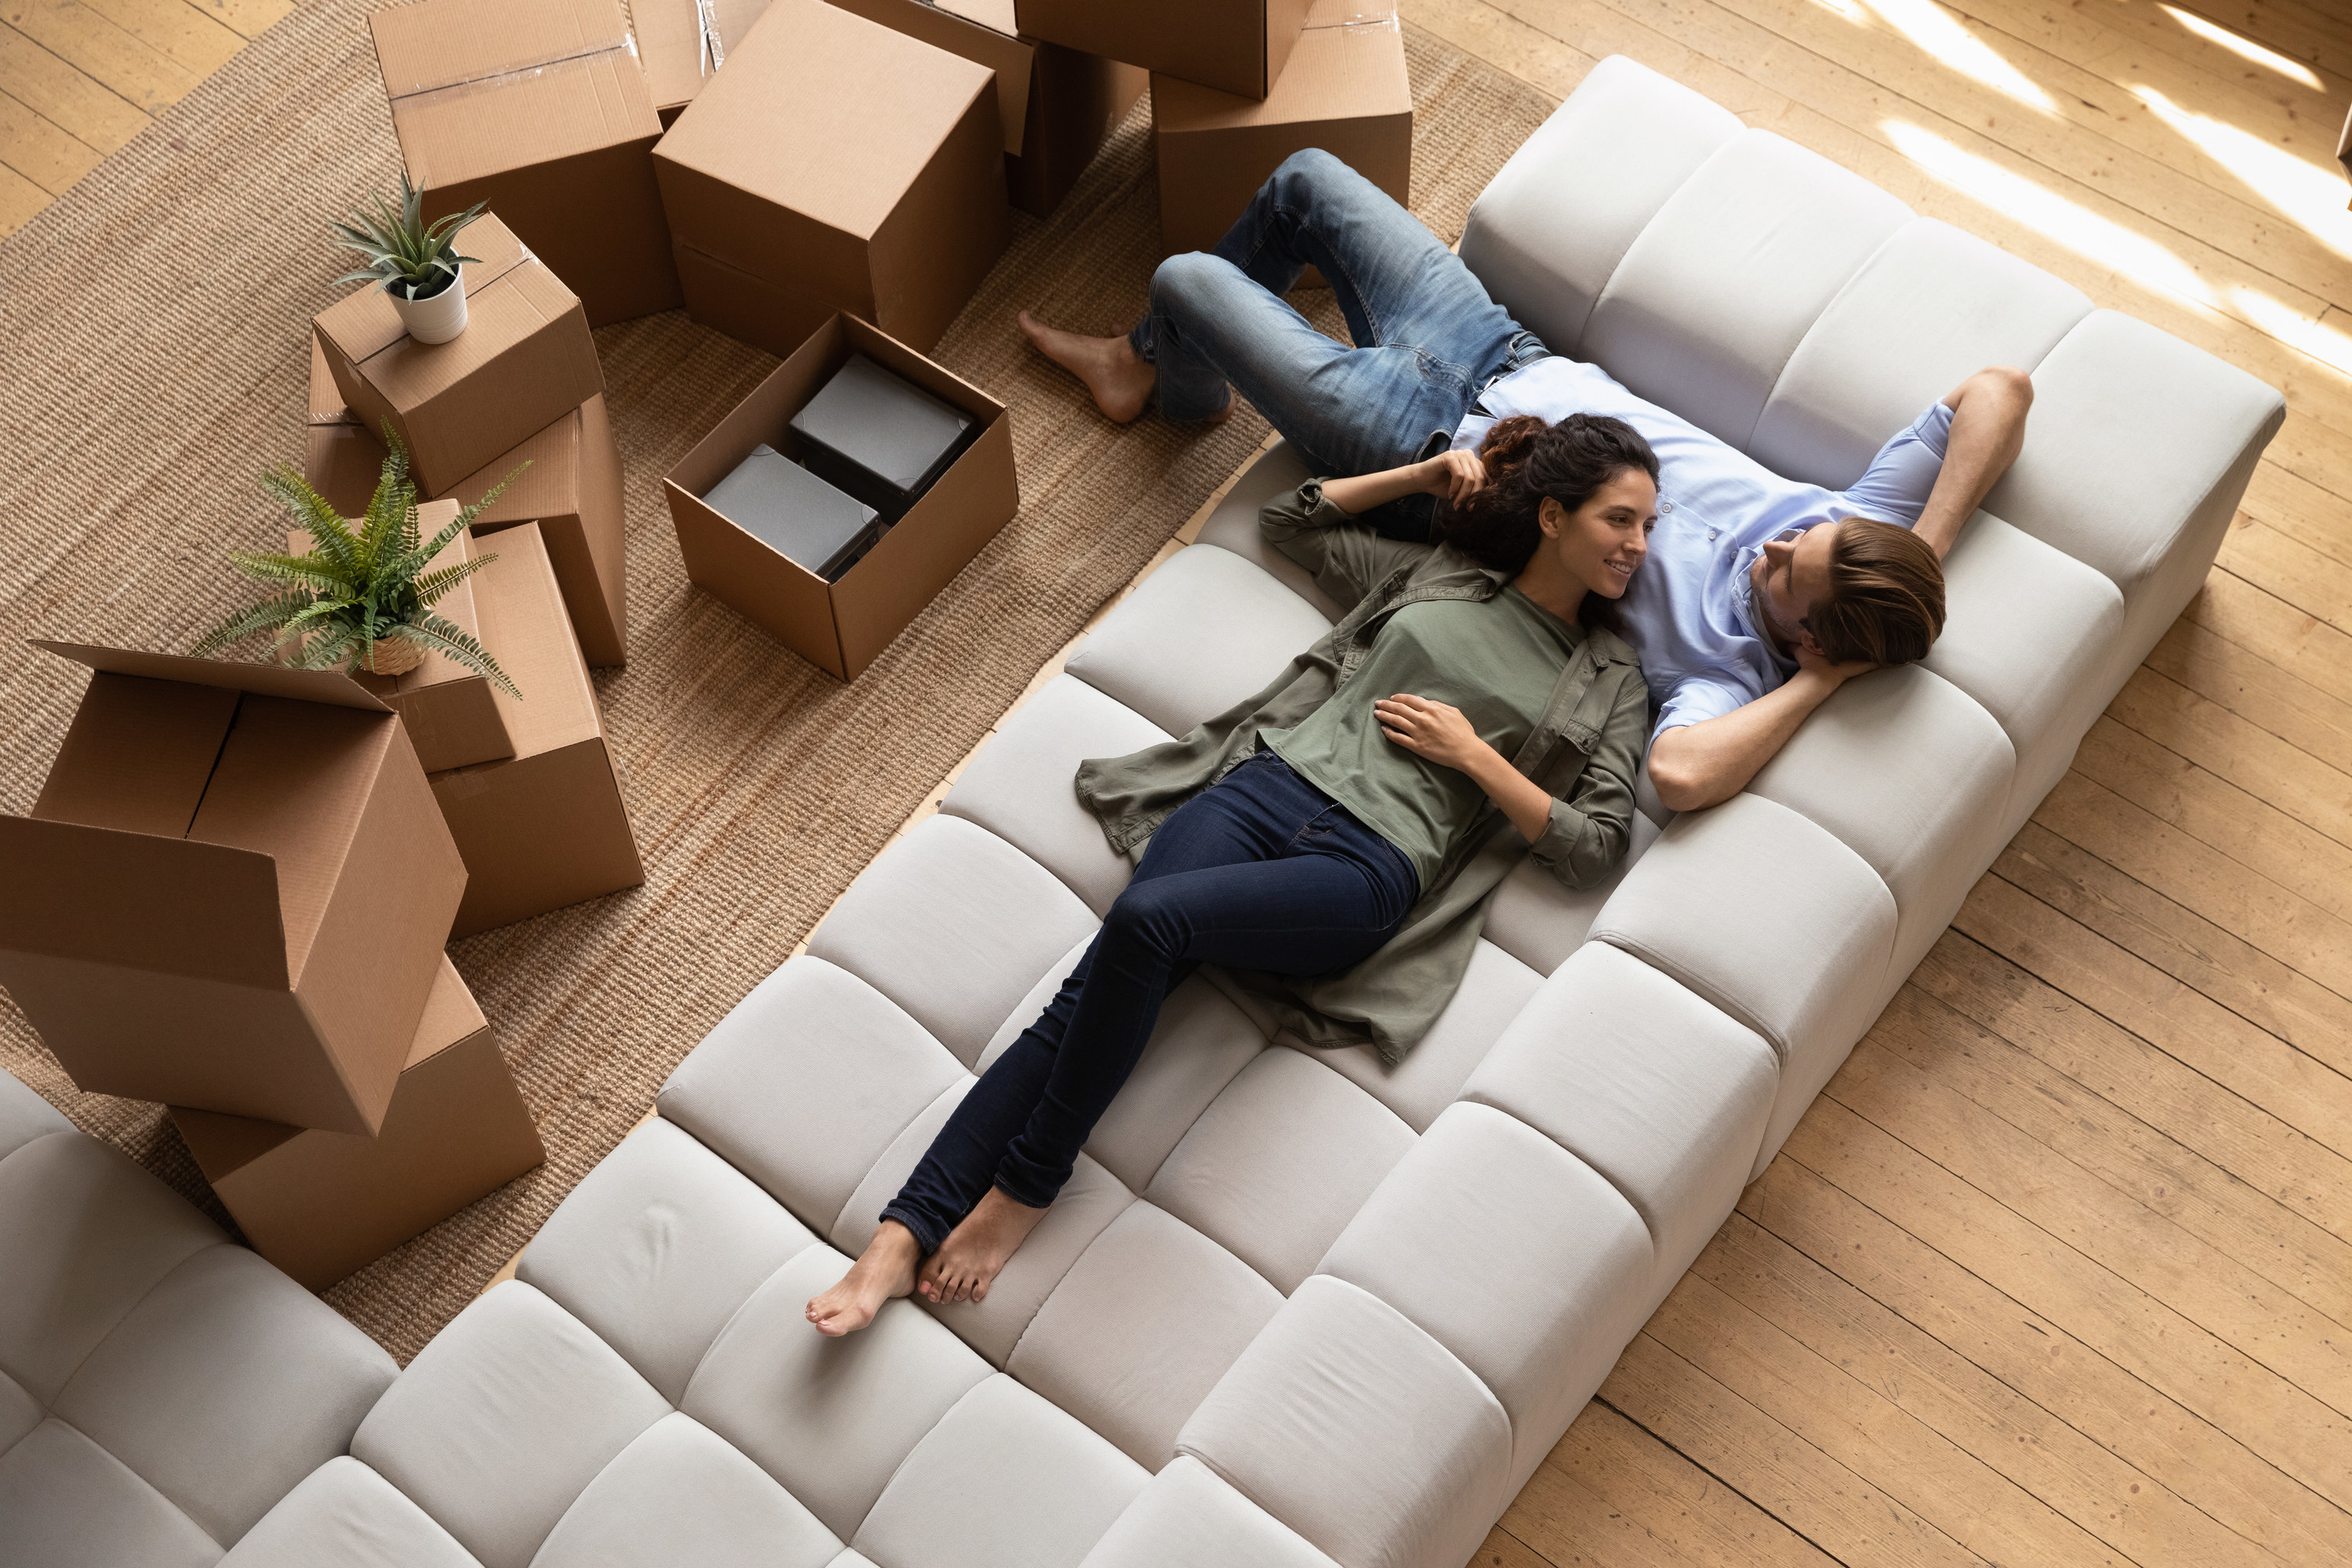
<box><xmin>1538</xmin><ymin>467</ymin><xmax>1657</xmax><ymax>599</ymax></box>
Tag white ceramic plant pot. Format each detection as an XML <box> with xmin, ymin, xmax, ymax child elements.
<box><xmin>391</xmin><ymin>269</ymin><xmax>468</xmax><ymax>344</ymax></box>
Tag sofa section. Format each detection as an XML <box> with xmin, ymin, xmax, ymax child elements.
<box><xmin>0</xmin><ymin>1069</ymin><xmax>397</xmax><ymax>1566</ymax></box>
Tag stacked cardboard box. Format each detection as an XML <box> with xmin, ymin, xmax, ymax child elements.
<box><xmin>306</xmin><ymin>338</ymin><xmax>631</xmax><ymax>669</ymax></box>
<box><xmin>368</xmin><ymin>0</ymin><xmax>679</xmax><ymax>326</ymax></box>
<box><xmin>666</xmin><ymin>313</ymin><xmax>1018</xmax><ymax>679</ymax></box>
<box><xmin>1152</xmin><ymin>2</ymin><xmax>1411</xmax><ymax>269</ymax></box>
<box><xmin>0</xmin><ymin>641</ymin><xmax>544</xmax><ymax>1287</ymax></box>
<box><xmin>653</xmin><ymin>0</ymin><xmax>1011</xmax><ymax>357</ymax></box>
<box><xmin>314</xmin><ymin>215</ymin><xmax>604</xmax><ymax>498</ymax></box>
<box><xmin>1016</xmin><ymin>0</ymin><xmax>1313</xmax><ymax>100</ymax></box>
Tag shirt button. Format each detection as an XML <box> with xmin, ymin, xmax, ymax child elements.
<box><xmin>1661</xmin><ymin>501</ymin><xmax>1674</xmax><ymax>513</ymax></box>
<box><xmin>1708</xmin><ymin>528</ymin><xmax>1719</xmax><ymax>541</ymax></box>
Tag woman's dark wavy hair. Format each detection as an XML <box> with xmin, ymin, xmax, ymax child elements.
<box><xmin>1438</xmin><ymin>412</ymin><xmax>1659</xmax><ymax>633</ymax></box>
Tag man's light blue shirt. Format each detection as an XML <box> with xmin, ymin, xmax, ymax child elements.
<box><xmin>1453</xmin><ymin>356</ymin><xmax>1953</xmax><ymax>743</ymax></box>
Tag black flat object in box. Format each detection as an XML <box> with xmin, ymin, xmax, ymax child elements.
<box><xmin>789</xmin><ymin>354</ymin><xmax>975</xmax><ymax>520</ymax></box>
<box><xmin>702</xmin><ymin>445</ymin><xmax>880</xmax><ymax>582</ymax></box>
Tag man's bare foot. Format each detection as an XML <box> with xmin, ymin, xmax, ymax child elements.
<box><xmin>806</xmin><ymin>1219</ymin><xmax>920</xmax><ymax>1337</ymax></box>
<box><xmin>1018</xmin><ymin>310</ymin><xmax>1161</xmax><ymax>424</ymax></box>
<box><xmin>916</xmin><ymin>1187</ymin><xmax>1050</xmax><ymax>1305</ymax></box>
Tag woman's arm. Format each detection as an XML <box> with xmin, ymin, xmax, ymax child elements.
<box><xmin>1321</xmin><ymin>450</ymin><xmax>1490</xmax><ymax>517</ymax></box>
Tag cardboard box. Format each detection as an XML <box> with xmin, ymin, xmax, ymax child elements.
<box><xmin>285</xmin><ymin>503</ymin><xmax>514</xmax><ymax>775</ymax></box>
<box><xmin>169</xmin><ymin>956</ymin><xmax>543</xmax><ymax>1290</ymax></box>
<box><xmin>826</xmin><ymin>0</ymin><xmax>1145</xmax><ymax>219</ymax></box>
<box><xmin>1153</xmin><ymin>3</ymin><xmax>1410</xmax><ymax>267</ymax></box>
<box><xmin>434</xmin><ymin>522</ymin><xmax>645</xmax><ymax>937</ymax></box>
<box><xmin>369</xmin><ymin>0</ymin><xmax>681</xmax><ymax>326</ymax></box>
<box><xmin>315</xmin><ymin>214</ymin><xmax>605</xmax><ymax>499</ymax></box>
<box><xmin>637</xmin><ymin>0</ymin><xmax>775</xmax><ymax>125</ymax></box>
<box><xmin>664</xmin><ymin>313</ymin><xmax>1018</xmax><ymax>680</ymax></box>
<box><xmin>1014</xmin><ymin>0</ymin><xmax>1311</xmax><ymax>100</ymax></box>
<box><xmin>305</xmin><ymin>340</ymin><xmax>632</xmax><ymax>668</ymax></box>
<box><xmin>654</xmin><ymin>0</ymin><xmax>1011</xmax><ymax>355</ymax></box>
<box><xmin>0</xmin><ymin>645</ymin><xmax>466</xmax><ymax>1134</ymax></box>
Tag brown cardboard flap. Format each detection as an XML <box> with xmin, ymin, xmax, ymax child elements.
<box><xmin>189</xmin><ymin>699</ymin><xmax>398</xmax><ymax>983</ymax></box>
<box><xmin>0</xmin><ymin>817</ymin><xmax>289</xmax><ymax>985</ymax></box>
<box><xmin>32</xmin><ymin>641</ymin><xmax>396</xmax><ymax>712</ymax></box>
<box><xmin>34</xmin><ymin>674</ymin><xmax>238</xmax><ymax>836</ymax></box>
<box><xmin>470</xmin><ymin>523</ymin><xmax>604</xmax><ymax>760</ymax></box>
<box><xmin>372</xmin><ymin>0</ymin><xmax>633</xmax><ymax>96</ymax></box>
<box><xmin>823</xmin><ymin>0</ymin><xmax>1035</xmax><ymax>156</ymax></box>
<box><xmin>655</xmin><ymin>0</ymin><xmax>997</xmax><ymax>241</ymax></box>
<box><xmin>391</xmin><ymin>51</ymin><xmax>660</xmax><ymax>190</ymax></box>
<box><xmin>639</xmin><ymin>0</ymin><xmax>775</xmax><ymax>112</ymax></box>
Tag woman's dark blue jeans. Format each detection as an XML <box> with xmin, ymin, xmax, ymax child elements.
<box><xmin>881</xmin><ymin>752</ymin><xmax>1417</xmax><ymax>1251</ymax></box>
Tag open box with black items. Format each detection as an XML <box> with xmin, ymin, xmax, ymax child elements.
<box><xmin>663</xmin><ymin>314</ymin><xmax>1018</xmax><ymax>681</ymax></box>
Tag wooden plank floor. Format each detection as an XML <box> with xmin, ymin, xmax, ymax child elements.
<box><xmin>1392</xmin><ymin>2</ymin><xmax>2352</xmax><ymax>1564</ymax></box>
<box><xmin>13</xmin><ymin>0</ymin><xmax>2350</xmax><ymax>1563</ymax></box>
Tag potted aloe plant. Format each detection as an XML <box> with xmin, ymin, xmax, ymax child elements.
<box><xmin>194</xmin><ymin>427</ymin><xmax>523</xmax><ymax>691</ymax></box>
<box><xmin>332</xmin><ymin>174</ymin><xmax>487</xmax><ymax>344</ymax></box>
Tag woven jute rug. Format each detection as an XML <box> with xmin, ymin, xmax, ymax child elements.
<box><xmin>0</xmin><ymin>2</ymin><xmax>1555</xmax><ymax>1361</ymax></box>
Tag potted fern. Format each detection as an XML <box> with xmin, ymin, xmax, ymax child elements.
<box><xmin>332</xmin><ymin>174</ymin><xmax>488</xmax><ymax>344</ymax></box>
<box><xmin>195</xmin><ymin>427</ymin><xmax>523</xmax><ymax>692</ymax></box>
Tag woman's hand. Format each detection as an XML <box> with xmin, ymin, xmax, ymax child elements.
<box><xmin>1414</xmin><ymin>449</ymin><xmax>1489</xmax><ymax>506</ymax></box>
<box><xmin>1375</xmin><ymin>694</ymin><xmax>1492</xmax><ymax>771</ymax></box>
<box><xmin>1378</xmin><ymin>692</ymin><xmax>1555</xmax><ymax>842</ymax></box>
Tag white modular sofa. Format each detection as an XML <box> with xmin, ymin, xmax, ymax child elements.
<box><xmin>8</xmin><ymin>56</ymin><xmax>2283</xmax><ymax>1568</ymax></box>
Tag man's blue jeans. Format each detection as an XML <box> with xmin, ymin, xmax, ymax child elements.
<box><xmin>1128</xmin><ymin>147</ymin><xmax>1550</xmax><ymax>538</ymax></box>
<box><xmin>881</xmin><ymin>752</ymin><xmax>1416</xmax><ymax>1252</ymax></box>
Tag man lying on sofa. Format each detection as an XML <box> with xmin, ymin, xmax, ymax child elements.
<box><xmin>1022</xmin><ymin>150</ymin><xmax>2034</xmax><ymax>810</ymax></box>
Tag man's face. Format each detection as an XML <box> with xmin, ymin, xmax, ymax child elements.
<box><xmin>1755</xmin><ymin>521</ymin><xmax>1844</xmax><ymax>648</ymax></box>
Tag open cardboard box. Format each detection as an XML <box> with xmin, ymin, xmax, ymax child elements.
<box><xmin>0</xmin><ymin>644</ymin><xmax>466</xmax><ymax>1134</ymax></box>
<box><xmin>653</xmin><ymin>0</ymin><xmax>1011</xmax><ymax>355</ymax></box>
<box><xmin>314</xmin><ymin>214</ymin><xmax>604</xmax><ymax>498</ymax></box>
<box><xmin>1014</xmin><ymin>0</ymin><xmax>1312</xmax><ymax>100</ymax></box>
<box><xmin>1154</xmin><ymin>1</ymin><xmax>1410</xmax><ymax>269</ymax></box>
<box><xmin>663</xmin><ymin>313</ymin><xmax>1018</xmax><ymax>681</ymax></box>
<box><xmin>434</xmin><ymin>522</ymin><xmax>644</xmax><ymax>938</ymax></box>
<box><xmin>369</xmin><ymin>0</ymin><xmax>680</xmax><ymax>326</ymax></box>
<box><xmin>826</xmin><ymin>0</ymin><xmax>1146</xmax><ymax>219</ymax></box>
<box><xmin>169</xmin><ymin>956</ymin><xmax>543</xmax><ymax>1291</ymax></box>
<box><xmin>305</xmin><ymin>339</ymin><xmax>631</xmax><ymax>668</ymax></box>
<box><xmin>637</xmin><ymin>0</ymin><xmax>775</xmax><ymax>125</ymax></box>
<box><xmin>288</xmin><ymin>500</ymin><xmax>514</xmax><ymax>775</ymax></box>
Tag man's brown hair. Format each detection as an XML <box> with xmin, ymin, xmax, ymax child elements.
<box><xmin>1804</xmin><ymin>520</ymin><xmax>1947</xmax><ymax>667</ymax></box>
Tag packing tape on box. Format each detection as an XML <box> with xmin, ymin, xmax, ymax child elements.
<box><xmin>386</xmin><ymin>34</ymin><xmax>644</xmax><ymax>109</ymax></box>
<box><xmin>1311</xmin><ymin>4</ymin><xmax>1400</xmax><ymax>27</ymax></box>
<box><xmin>695</xmin><ymin>0</ymin><xmax>728</xmax><ymax>77</ymax></box>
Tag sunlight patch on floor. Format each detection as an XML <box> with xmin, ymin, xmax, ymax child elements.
<box><xmin>1863</xmin><ymin>0</ymin><xmax>2056</xmax><ymax>112</ymax></box>
<box><xmin>1884</xmin><ymin>119</ymin><xmax>2214</xmax><ymax>303</ymax></box>
<box><xmin>2158</xmin><ymin>4</ymin><xmax>2324</xmax><ymax>92</ymax></box>
<box><xmin>2132</xmin><ymin>84</ymin><xmax>2352</xmax><ymax>260</ymax></box>
<box><xmin>2227</xmin><ymin>286</ymin><xmax>2352</xmax><ymax>378</ymax></box>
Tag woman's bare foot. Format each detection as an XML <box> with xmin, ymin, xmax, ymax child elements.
<box><xmin>1018</xmin><ymin>311</ymin><xmax>1162</xmax><ymax>424</ymax></box>
<box><xmin>916</xmin><ymin>1187</ymin><xmax>1050</xmax><ymax>1305</ymax></box>
<box><xmin>806</xmin><ymin>1219</ymin><xmax>921</xmax><ymax>1337</ymax></box>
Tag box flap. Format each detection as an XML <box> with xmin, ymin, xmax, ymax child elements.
<box><xmin>469</xmin><ymin>522</ymin><xmax>604</xmax><ymax>761</ymax></box>
<box><xmin>823</xmin><ymin>0</ymin><xmax>1033</xmax><ymax>156</ymax></box>
<box><xmin>639</xmin><ymin>0</ymin><xmax>774</xmax><ymax>111</ymax></box>
<box><xmin>371</xmin><ymin>0</ymin><xmax>633</xmax><ymax>96</ymax></box>
<box><xmin>32</xmin><ymin>641</ymin><xmax>397</xmax><ymax>712</ymax></box>
<box><xmin>314</xmin><ymin>214</ymin><xmax>536</xmax><ymax>376</ymax></box>
<box><xmin>33</xmin><ymin>673</ymin><xmax>238</xmax><ymax>837</ymax></box>
<box><xmin>391</xmin><ymin>50</ymin><xmax>662</xmax><ymax>191</ymax></box>
<box><xmin>0</xmin><ymin>816</ymin><xmax>289</xmax><ymax>985</ymax></box>
<box><xmin>655</xmin><ymin>0</ymin><xmax>997</xmax><ymax>240</ymax></box>
<box><xmin>188</xmin><ymin>697</ymin><xmax>399</xmax><ymax>985</ymax></box>
<box><xmin>1154</xmin><ymin>6</ymin><xmax>1410</xmax><ymax>132</ymax></box>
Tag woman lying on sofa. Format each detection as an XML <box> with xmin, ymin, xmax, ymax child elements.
<box><xmin>805</xmin><ymin>413</ymin><xmax>1659</xmax><ymax>1334</ymax></box>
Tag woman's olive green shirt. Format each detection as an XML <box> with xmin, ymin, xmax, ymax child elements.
<box><xmin>1073</xmin><ymin>480</ymin><xmax>1651</xmax><ymax>1064</ymax></box>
